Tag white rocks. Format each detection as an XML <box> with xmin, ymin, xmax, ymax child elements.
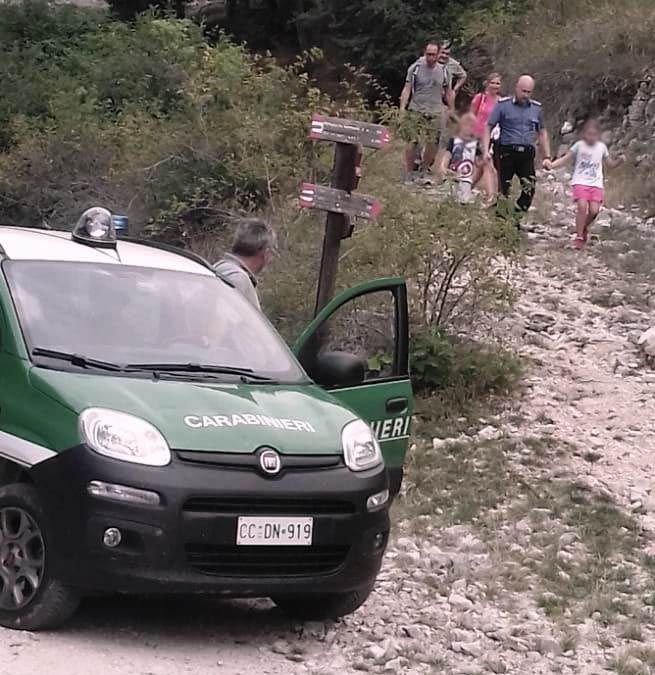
<box><xmin>477</xmin><ymin>425</ymin><xmax>502</xmax><ymax>442</ymax></box>
<box><xmin>450</xmin><ymin>640</ymin><xmax>483</xmax><ymax>658</ymax></box>
<box><xmin>534</xmin><ymin>636</ymin><xmax>562</xmax><ymax>656</ymax></box>
<box><xmin>448</xmin><ymin>592</ymin><xmax>474</xmax><ymax>612</ymax></box>
<box><xmin>637</xmin><ymin>326</ymin><xmax>655</xmax><ymax>357</ymax></box>
<box><xmin>485</xmin><ymin>657</ymin><xmax>508</xmax><ymax>673</ymax></box>
<box><xmin>271</xmin><ymin>639</ymin><xmax>291</xmax><ymax>655</ymax></box>
<box><xmin>527</xmin><ymin>311</ymin><xmax>557</xmax><ymax>332</ymax></box>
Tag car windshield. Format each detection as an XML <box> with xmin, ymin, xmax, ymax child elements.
<box><xmin>3</xmin><ymin>260</ymin><xmax>307</xmax><ymax>383</ymax></box>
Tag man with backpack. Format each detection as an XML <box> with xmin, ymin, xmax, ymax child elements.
<box><xmin>399</xmin><ymin>41</ymin><xmax>451</xmax><ymax>181</ymax></box>
<box><xmin>438</xmin><ymin>41</ymin><xmax>468</xmax><ymax>110</ymax></box>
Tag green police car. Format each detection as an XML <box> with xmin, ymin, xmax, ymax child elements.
<box><xmin>0</xmin><ymin>209</ymin><xmax>414</xmax><ymax>630</ymax></box>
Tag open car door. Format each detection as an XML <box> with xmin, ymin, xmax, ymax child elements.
<box><xmin>294</xmin><ymin>278</ymin><xmax>414</xmax><ymax>496</ymax></box>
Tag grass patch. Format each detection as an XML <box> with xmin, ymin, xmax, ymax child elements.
<box><xmin>604</xmin><ymin>166</ymin><xmax>655</xmax><ymax>215</ymax></box>
<box><xmin>610</xmin><ymin>647</ymin><xmax>655</xmax><ymax>674</ymax></box>
<box><xmin>395</xmin><ymin>430</ymin><xmax>652</xmax><ymax>632</ymax></box>
<box><xmin>559</xmin><ymin>627</ymin><xmax>579</xmax><ymax>653</ymax></box>
<box><xmin>505</xmin><ymin>480</ymin><xmax>645</xmax><ymax>624</ymax></box>
<box><xmin>396</xmin><ymin>438</ymin><xmax>519</xmax><ymax>528</ymax></box>
<box><xmin>594</xmin><ymin>221</ymin><xmax>655</xmax><ymax>284</ymax></box>
<box><xmin>619</xmin><ymin>621</ymin><xmax>644</xmax><ymax>642</ymax></box>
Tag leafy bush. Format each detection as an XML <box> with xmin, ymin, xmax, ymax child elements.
<box><xmin>410</xmin><ymin>328</ymin><xmax>456</xmax><ymax>392</ymax></box>
<box><xmin>0</xmin><ymin>4</ymin><xmax>340</xmax><ymax>232</ymax></box>
<box><xmin>410</xmin><ymin>326</ymin><xmax>521</xmax><ymax>399</ymax></box>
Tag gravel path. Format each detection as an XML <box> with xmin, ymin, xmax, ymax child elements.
<box><xmin>0</xmin><ymin>597</ymin><xmax>306</xmax><ymax>675</ymax></box>
<box><xmin>505</xmin><ymin>171</ymin><xmax>655</xmax><ymax>533</ymax></box>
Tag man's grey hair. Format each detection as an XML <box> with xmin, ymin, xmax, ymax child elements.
<box><xmin>231</xmin><ymin>218</ymin><xmax>276</xmax><ymax>257</ymax></box>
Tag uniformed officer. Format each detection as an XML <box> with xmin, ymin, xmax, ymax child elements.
<box><xmin>483</xmin><ymin>74</ymin><xmax>552</xmax><ymax>223</ymax></box>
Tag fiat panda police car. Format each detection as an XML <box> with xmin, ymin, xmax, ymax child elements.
<box><xmin>0</xmin><ymin>208</ymin><xmax>414</xmax><ymax>630</ymax></box>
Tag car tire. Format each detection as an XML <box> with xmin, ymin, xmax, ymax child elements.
<box><xmin>0</xmin><ymin>483</ymin><xmax>79</xmax><ymax>631</ymax></box>
<box><xmin>273</xmin><ymin>584</ymin><xmax>375</xmax><ymax>620</ymax></box>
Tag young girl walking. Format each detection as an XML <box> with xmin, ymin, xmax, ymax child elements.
<box><xmin>545</xmin><ymin>119</ymin><xmax>623</xmax><ymax>249</ymax></box>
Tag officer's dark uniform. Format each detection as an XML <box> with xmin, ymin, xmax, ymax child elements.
<box><xmin>487</xmin><ymin>96</ymin><xmax>547</xmax><ymax>215</ymax></box>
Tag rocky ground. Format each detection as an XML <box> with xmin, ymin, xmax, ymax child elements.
<box><xmin>3</xmin><ymin>170</ymin><xmax>655</xmax><ymax>675</ymax></box>
<box><xmin>287</xmin><ymin>171</ymin><xmax>655</xmax><ymax>675</ymax></box>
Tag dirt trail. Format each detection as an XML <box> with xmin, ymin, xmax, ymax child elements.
<box><xmin>503</xmin><ymin>171</ymin><xmax>655</xmax><ymax>535</ymax></box>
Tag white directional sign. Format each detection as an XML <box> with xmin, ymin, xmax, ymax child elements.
<box><xmin>299</xmin><ymin>183</ymin><xmax>382</xmax><ymax>220</ymax></box>
<box><xmin>309</xmin><ymin>114</ymin><xmax>391</xmax><ymax>149</ymax></box>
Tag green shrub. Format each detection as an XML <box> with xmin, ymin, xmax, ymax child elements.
<box><xmin>409</xmin><ymin>328</ymin><xmax>455</xmax><ymax>392</ymax></box>
<box><xmin>0</xmin><ymin>5</ymin><xmax>340</xmax><ymax>232</ymax></box>
<box><xmin>410</xmin><ymin>326</ymin><xmax>521</xmax><ymax>402</ymax></box>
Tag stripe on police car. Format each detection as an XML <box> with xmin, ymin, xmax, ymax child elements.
<box><xmin>0</xmin><ymin>430</ymin><xmax>57</xmax><ymax>468</ymax></box>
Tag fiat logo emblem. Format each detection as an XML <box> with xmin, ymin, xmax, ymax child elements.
<box><xmin>258</xmin><ymin>448</ymin><xmax>282</xmax><ymax>476</ymax></box>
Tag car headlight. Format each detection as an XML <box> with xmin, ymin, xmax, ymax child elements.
<box><xmin>79</xmin><ymin>408</ymin><xmax>171</xmax><ymax>467</ymax></box>
<box><xmin>342</xmin><ymin>419</ymin><xmax>383</xmax><ymax>472</ymax></box>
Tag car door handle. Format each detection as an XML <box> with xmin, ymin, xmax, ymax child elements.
<box><xmin>385</xmin><ymin>397</ymin><xmax>408</xmax><ymax>414</ymax></box>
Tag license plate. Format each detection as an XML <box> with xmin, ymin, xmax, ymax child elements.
<box><xmin>236</xmin><ymin>516</ymin><xmax>313</xmax><ymax>546</ymax></box>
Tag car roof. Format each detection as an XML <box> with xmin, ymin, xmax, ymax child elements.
<box><xmin>0</xmin><ymin>227</ymin><xmax>215</xmax><ymax>276</ymax></box>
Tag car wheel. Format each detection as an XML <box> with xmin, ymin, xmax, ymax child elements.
<box><xmin>273</xmin><ymin>584</ymin><xmax>375</xmax><ymax>620</ymax></box>
<box><xmin>0</xmin><ymin>484</ymin><xmax>79</xmax><ymax>631</ymax></box>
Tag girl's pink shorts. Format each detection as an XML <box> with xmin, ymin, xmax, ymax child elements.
<box><xmin>572</xmin><ymin>184</ymin><xmax>604</xmax><ymax>203</ymax></box>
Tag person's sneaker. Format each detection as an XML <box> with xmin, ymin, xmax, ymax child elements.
<box><xmin>573</xmin><ymin>236</ymin><xmax>585</xmax><ymax>250</ymax></box>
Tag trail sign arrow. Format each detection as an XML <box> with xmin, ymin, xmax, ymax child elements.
<box><xmin>299</xmin><ymin>183</ymin><xmax>382</xmax><ymax>221</ymax></box>
<box><xmin>309</xmin><ymin>114</ymin><xmax>391</xmax><ymax>149</ymax></box>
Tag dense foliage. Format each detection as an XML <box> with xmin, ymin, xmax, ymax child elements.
<box><xmin>0</xmin><ymin>1</ymin><xmax>340</xmax><ymax>234</ymax></box>
<box><xmin>106</xmin><ymin>0</ymin><xmax>501</xmax><ymax>98</ymax></box>
<box><xmin>0</xmin><ymin>1</ymin><xmax>520</xmax><ymax>398</ymax></box>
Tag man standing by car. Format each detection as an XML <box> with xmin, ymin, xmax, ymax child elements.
<box><xmin>214</xmin><ymin>218</ymin><xmax>276</xmax><ymax>310</ymax></box>
<box><xmin>483</xmin><ymin>74</ymin><xmax>552</xmax><ymax>226</ymax></box>
<box><xmin>399</xmin><ymin>41</ymin><xmax>450</xmax><ymax>179</ymax></box>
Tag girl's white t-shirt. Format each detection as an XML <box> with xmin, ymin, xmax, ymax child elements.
<box><xmin>570</xmin><ymin>140</ymin><xmax>609</xmax><ymax>188</ymax></box>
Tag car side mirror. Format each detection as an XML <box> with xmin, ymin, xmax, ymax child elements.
<box><xmin>307</xmin><ymin>351</ymin><xmax>366</xmax><ymax>388</ymax></box>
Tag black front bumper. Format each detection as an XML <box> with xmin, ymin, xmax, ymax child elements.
<box><xmin>30</xmin><ymin>447</ymin><xmax>390</xmax><ymax>597</ymax></box>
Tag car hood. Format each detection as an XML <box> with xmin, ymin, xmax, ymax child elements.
<box><xmin>30</xmin><ymin>369</ymin><xmax>356</xmax><ymax>455</ymax></box>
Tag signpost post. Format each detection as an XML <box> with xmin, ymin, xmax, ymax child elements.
<box><xmin>304</xmin><ymin>114</ymin><xmax>390</xmax><ymax>317</ymax></box>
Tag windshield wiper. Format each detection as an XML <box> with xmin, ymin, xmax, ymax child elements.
<box><xmin>32</xmin><ymin>348</ymin><xmax>128</xmax><ymax>373</ymax></box>
<box><xmin>126</xmin><ymin>362</ymin><xmax>276</xmax><ymax>382</ymax></box>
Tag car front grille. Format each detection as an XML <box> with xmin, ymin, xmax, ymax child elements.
<box><xmin>183</xmin><ymin>496</ymin><xmax>356</xmax><ymax>515</ymax></box>
<box><xmin>185</xmin><ymin>544</ymin><xmax>350</xmax><ymax>577</ymax></box>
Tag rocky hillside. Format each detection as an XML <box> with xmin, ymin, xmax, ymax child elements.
<box><xmin>265</xmin><ymin>162</ymin><xmax>655</xmax><ymax>675</ymax></box>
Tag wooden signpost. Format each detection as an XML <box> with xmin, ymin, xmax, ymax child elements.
<box><xmin>299</xmin><ymin>183</ymin><xmax>382</xmax><ymax>221</ymax></box>
<box><xmin>303</xmin><ymin>114</ymin><xmax>390</xmax><ymax>317</ymax></box>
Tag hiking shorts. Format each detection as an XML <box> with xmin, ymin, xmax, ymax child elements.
<box><xmin>400</xmin><ymin>110</ymin><xmax>443</xmax><ymax>145</ymax></box>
